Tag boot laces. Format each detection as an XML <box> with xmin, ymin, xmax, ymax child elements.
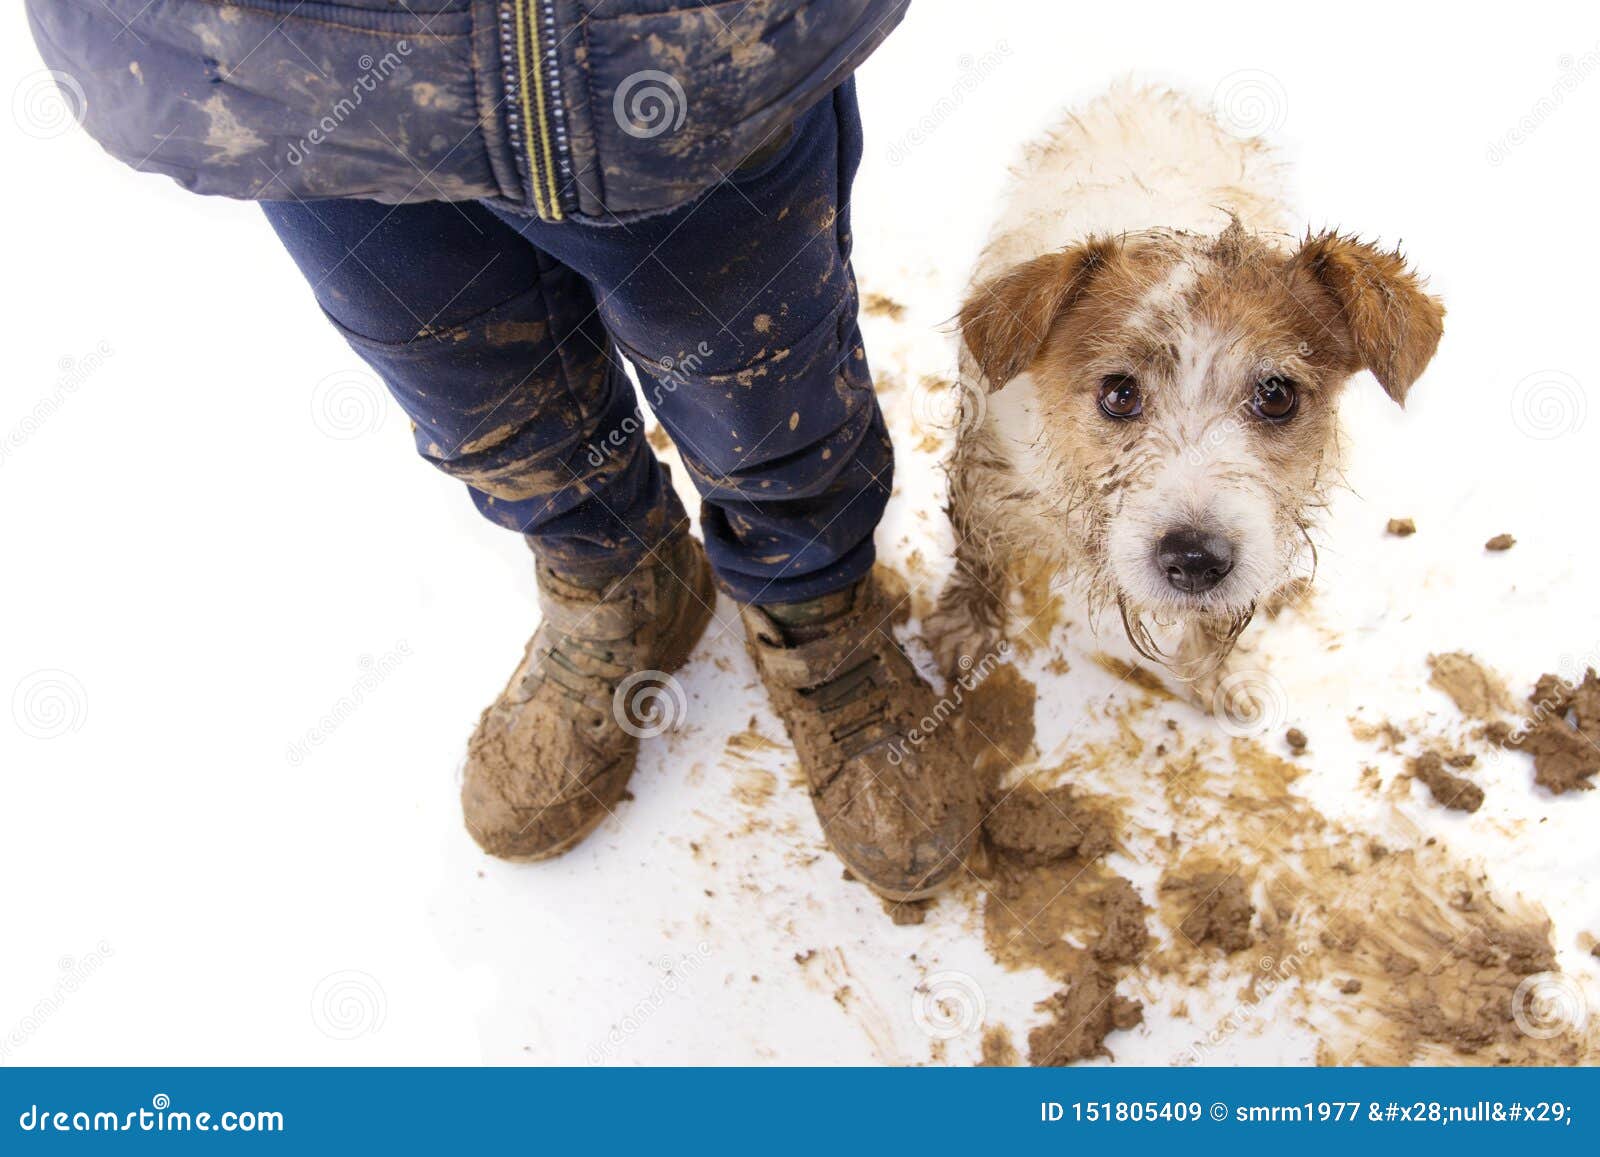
<box><xmin>799</xmin><ymin>653</ymin><xmax>895</xmax><ymax>760</ymax></box>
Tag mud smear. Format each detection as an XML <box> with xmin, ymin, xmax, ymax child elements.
<box><xmin>959</xmin><ymin>662</ymin><xmax>1040</xmax><ymax>779</ymax></box>
<box><xmin>1428</xmin><ymin>652</ymin><xmax>1517</xmax><ymax>722</ymax></box>
<box><xmin>978</xmin><ymin>1024</ymin><xmax>1019</xmax><ymax>1066</ymax></box>
<box><xmin>1501</xmin><ymin>669</ymin><xmax>1600</xmax><ymax>794</ymax></box>
<box><xmin>953</xmin><ymin>672</ymin><xmax>1597</xmax><ymax>1066</ymax></box>
<box><xmin>723</xmin><ymin>726</ymin><xmax>783</xmax><ymax>808</ymax></box>
<box><xmin>1148</xmin><ymin>734</ymin><xmax>1595</xmax><ymax>1065</ymax></box>
<box><xmin>861</xmin><ymin>291</ymin><xmax>907</xmax><ymax>321</ymax></box>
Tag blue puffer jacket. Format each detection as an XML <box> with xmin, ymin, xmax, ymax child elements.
<box><xmin>26</xmin><ymin>0</ymin><xmax>906</xmax><ymax>221</ymax></box>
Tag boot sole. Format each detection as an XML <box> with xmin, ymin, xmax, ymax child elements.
<box><xmin>829</xmin><ymin>842</ymin><xmax>969</xmax><ymax>903</ymax></box>
<box><xmin>496</xmin><ymin>544</ymin><xmax>719</xmax><ymax>864</ymax></box>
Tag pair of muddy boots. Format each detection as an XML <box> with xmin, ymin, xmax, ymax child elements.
<box><xmin>461</xmin><ymin>531</ymin><xmax>979</xmax><ymax>900</ymax></box>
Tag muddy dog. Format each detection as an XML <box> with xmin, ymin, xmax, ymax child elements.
<box><xmin>927</xmin><ymin>83</ymin><xmax>1444</xmax><ymax>697</ymax></box>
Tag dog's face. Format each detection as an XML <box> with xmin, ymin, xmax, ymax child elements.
<box><xmin>961</xmin><ymin>223</ymin><xmax>1444</xmax><ymax>632</ymax></box>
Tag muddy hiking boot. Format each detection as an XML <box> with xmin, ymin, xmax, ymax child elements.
<box><xmin>461</xmin><ymin>532</ymin><xmax>715</xmax><ymax>861</ymax></box>
<box><xmin>741</xmin><ymin>573</ymin><xmax>982</xmax><ymax>900</ymax></box>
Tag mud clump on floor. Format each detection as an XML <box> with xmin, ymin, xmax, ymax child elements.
<box><xmin>1386</xmin><ymin>517</ymin><xmax>1417</xmax><ymax>537</ymax></box>
<box><xmin>1428</xmin><ymin>652</ymin><xmax>1517</xmax><ymax>722</ymax></box>
<box><xmin>1485</xmin><ymin>533</ymin><xmax>1516</xmax><ymax>551</ymax></box>
<box><xmin>981</xmin><ymin>778</ymin><xmax>1147</xmax><ymax>1066</ymax></box>
<box><xmin>1160</xmin><ymin>864</ymin><xmax>1255</xmax><ymax>952</ymax></box>
<box><xmin>1505</xmin><ymin>668</ymin><xmax>1600</xmax><ymax>794</ymax></box>
<box><xmin>1411</xmin><ymin>750</ymin><xmax>1484</xmax><ymax>812</ymax></box>
<box><xmin>883</xmin><ymin>897</ymin><xmax>932</xmax><ymax>925</ymax></box>
<box><xmin>1029</xmin><ymin>972</ymin><xmax>1144</xmax><ymax>1066</ymax></box>
<box><xmin>985</xmin><ymin>783</ymin><xmax>1114</xmax><ymax>866</ymax></box>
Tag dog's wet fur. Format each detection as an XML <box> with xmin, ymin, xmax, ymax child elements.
<box><xmin>930</xmin><ymin>85</ymin><xmax>1444</xmax><ymax>689</ymax></box>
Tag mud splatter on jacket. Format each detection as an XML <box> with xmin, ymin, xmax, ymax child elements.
<box><xmin>25</xmin><ymin>0</ymin><xmax>906</xmax><ymax>221</ymax></box>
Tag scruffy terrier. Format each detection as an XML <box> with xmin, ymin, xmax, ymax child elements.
<box><xmin>928</xmin><ymin>84</ymin><xmax>1444</xmax><ymax>695</ymax></box>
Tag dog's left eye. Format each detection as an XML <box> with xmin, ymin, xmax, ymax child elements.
<box><xmin>1098</xmin><ymin>374</ymin><xmax>1144</xmax><ymax>419</ymax></box>
<box><xmin>1252</xmin><ymin>377</ymin><xmax>1299</xmax><ymax>422</ymax></box>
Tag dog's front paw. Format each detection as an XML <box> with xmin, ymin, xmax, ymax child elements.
<box><xmin>923</xmin><ymin>607</ymin><xmax>1004</xmax><ymax>683</ymax></box>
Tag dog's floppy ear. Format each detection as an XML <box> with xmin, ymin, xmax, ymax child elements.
<box><xmin>1290</xmin><ymin>232</ymin><xmax>1445</xmax><ymax>406</ymax></box>
<box><xmin>959</xmin><ymin>238</ymin><xmax>1117</xmax><ymax>389</ymax></box>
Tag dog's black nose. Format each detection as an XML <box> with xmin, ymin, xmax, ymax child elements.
<box><xmin>1157</xmin><ymin>528</ymin><xmax>1234</xmax><ymax>594</ymax></box>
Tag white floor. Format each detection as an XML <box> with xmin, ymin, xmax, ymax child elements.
<box><xmin>3</xmin><ymin>1</ymin><xmax>1598</xmax><ymax>1065</ymax></box>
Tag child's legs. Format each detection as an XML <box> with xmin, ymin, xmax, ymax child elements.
<box><xmin>261</xmin><ymin>198</ymin><xmax>683</xmax><ymax>579</ymax></box>
<box><xmin>488</xmin><ymin>81</ymin><xmax>890</xmax><ymax>605</ymax></box>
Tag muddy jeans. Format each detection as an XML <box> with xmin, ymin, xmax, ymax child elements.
<box><xmin>263</xmin><ymin>82</ymin><xmax>888</xmax><ymax>606</ymax></box>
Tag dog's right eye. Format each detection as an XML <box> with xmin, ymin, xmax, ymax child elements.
<box><xmin>1098</xmin><ymin>375</ymin><xmax>1143</xmax><ymax>419</ymax></box>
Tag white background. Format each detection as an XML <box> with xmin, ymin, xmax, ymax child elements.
<box><xmin>3</xmin><ymin>0</ymin><xmax>1598</xmax><ymax>1065</ymax></box>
